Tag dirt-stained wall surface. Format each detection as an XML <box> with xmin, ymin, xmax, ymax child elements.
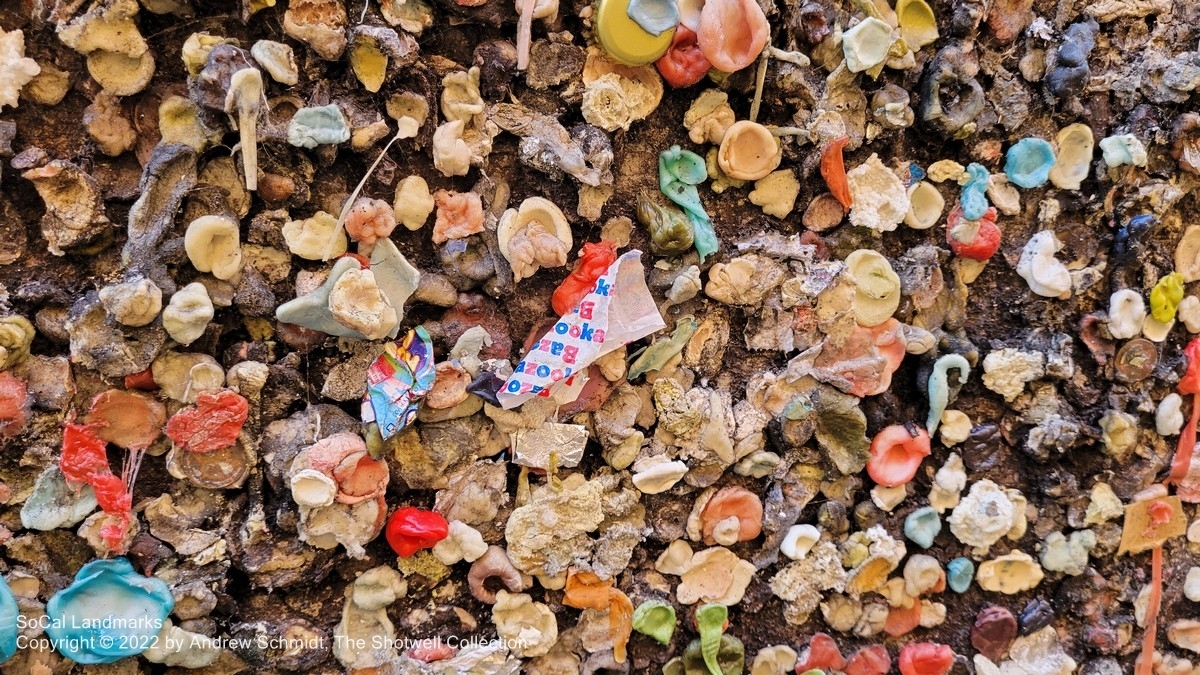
<box><xmin>1</xmin><ymin>0</ymin><xmax>1200</xmax><ymax>672</ymax></box>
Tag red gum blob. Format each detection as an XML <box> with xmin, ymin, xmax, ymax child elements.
<box><xmin>657</xmin><ymin>26</ymin><xmax>711</xmax><ymax>88</ymax></box>
<box><xmin>699</xmin><ymin>486</ymin><xmax>763</xmax><ymax>545</ymax></box>
<box><xmin>124</xmin><ymin>368</ymin><xmax>159</xmax><ymax>391</ymax></box>
<box><xmin>697</xmin><ymin>0</ymin><xmax>769</xmax><ymax>73</ymax></box>
<box><xmin>946</xmin><ymin>204</ymin><xmax>1001</xmax><ymax>262</ymax></box>
<box><xmin>867</xmin><ymin>424</ymin><xmax>932</xmax><ymax>487</ymax></box>
<box><xmin>307</xmin><ymin>432</ymin><xmax>368</xmax><ymax>474</ymax></box>
<box><xmin>1140</xmin><ymin>498</ymin><xmax>1175</xmax><ymax>538</ymax></box>
<box><xmin>91</xmin><ymin>471</ymin><xmax>133</xmax><ymax>548</ymax></box>
<box><xmin>0</xmin><ymin>372</ymin><xmax>27</xmax><ymax>438</ymax></box>
<box><xmin>820</xmin><ymin>136</ymin><xmax>852</xmax><ymax>212</ymax></box>
<box><xmin>338</xmin><ymin>252</ymin><xmax>372</xmax><ymax>269</ymax></box>
<box><xmin>884</xmin><ymin>602</ymin><xmax>923</xmax><ymax>637</ymax></box>
<box><xmin>90</xmin><ymin>472</ymin><xmax>131</xmax><ymax>515</ymax></box>
<box><xmin>971</xmin><ymin>606</ymin><xmax>1018</xmax><ymax>662</ymax></box>
<box><xmin>386</xmin><ymin>507</ymin><xmax>449</xmax><ymax>557</ymax></box>
<box><xmin>844</xmin><ymin>646</ymin><xmax>891</xmax><ymax>675</ymax></box>
<box><xmin>1078</xmin><ymin>314</ymin><xmax>1115</xmax><ymax>366</ymax></box>
<box><xmin>1148</xmin><ymin>499</ymin><xmax>1173</xmax><ymax>526</ymax></box>
<box><xmin>551</xmin><ymin>241</ymin><xmax>618</xmax><ymax>317</ymax></box>
<box><xmin>165</xmin><ymin>390</ymin><xmax>249</xmax><ymax>453</ymax></box>
<box><xmin>872</xmin><ymin>321</ymin><xmax>908</xmax><ymax>394</ymax></box>
<box><xmin>408</xmin><ymin>643</ymin><xmax>456</xmax><ymax>663</ymax></box>
<box><xmin>60</xmin><ymin>422</ymin><xmax>112</xmax><ymax>484</ymax></box>
<box><xmin>898</xmin><ymin>643</ymin><xmax>955</xmax><ymax>675</ymax></box>
<box><xmin>795</xmin><ymin>633</ymin><xmax>844</xmax><ymax>672</ymax></box>
<box><xmin>1136</xmin><ymin>545</ymin><xmax>1163</xmax><ymax>675</ymax></box>
<box><xmin>304</xmin><ymin>432</ymin><xmax>389</xmax><ymax>504</ymax></box>
<box><xmin>799</xmin><ymin>230</ymin><xmax>829</xmax><ymax>259</ymax></box>
<box><xmin>59</xmin><ymin>422</ymin><xmax>132</xmax><ymax>551</ymax></box>
<box><xmin>1170</xmin><ymin>337</ymin><xmax>1200</xmax><ymax>483</ymax></box>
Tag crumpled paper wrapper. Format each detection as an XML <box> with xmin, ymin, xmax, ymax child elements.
<box><xmin>498</xmin><ymin>250</ymin><xmax>665</xmax><ymax>409</ymax></box>
<box><xmin>512</xmin><ymin>422</ymin><xmax>589</xmax><ymax>469</ymax></box>
<box><xmin>361</xmin><ymin>327</ymin><xmax>435</xmax><ymax>439</ymax></box>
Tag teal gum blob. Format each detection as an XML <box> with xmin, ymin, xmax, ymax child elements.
<box><xmin>660</xmin><ymin>146</ymin><xmax>718</xmax><ymax>262</ymax></box>
<box><xmin>45</xmin><ymin>557</ymin><xmax>173</xmax><ymax>664</ymax></box>
<box><xmin>947</xmin><ymin>556</ymin><xmax>975</xmax><ymax>593</ymax></box>
<box><xmin>904</xmin><ymin>506</ymin><xmax>942</xmax><ymax>549</ymax></box>
<box><xmin>275</xmin><ymin>257</ymin><xmax>363</xmax><ymax>336</ymax></box>
<box><xmin>627</xmin><ymin>0</ymin><xmax>679</xmax><ymax>36</ymax></box>
<box><xmin>0</xmin><ymin>576</ymin><xmax>17</xmax><ymax>663</ymax></box>
<box><xmin>287</xmin><ymin>105</ymin><xmax>351</xmax><ymax>149</ymax></box>
<box><xmin>1004</xmin><ymin>138</ymin><xmax>1056</xmax><ymax>189</ymax></box>
<box><xmin>960</xmin><ymin>162</ymin><xmax>990</xmax><ymax>221</ymax></box>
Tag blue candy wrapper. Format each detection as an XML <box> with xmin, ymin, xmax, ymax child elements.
<box><xmin>362</xmin><ymin>327</ymin><xmax>436</xmax><ymax>439</ymax></box>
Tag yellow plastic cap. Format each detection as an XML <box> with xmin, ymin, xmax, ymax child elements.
<box><xmin>595</xmin><ymin>0</ymin><xmax>675</xmax><ymax>66</ymax></box>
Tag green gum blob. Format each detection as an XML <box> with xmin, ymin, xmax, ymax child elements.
<box><xmin>1150</xmin><ymin>272</ymin><xmax>1185</xmax><ymax>322</ymax></box>
<box><xmin>904</xmin><ymin>505</ymin><xmax>942</xmax><ymax>549</ymax></box>
<box><xmin>783</xmin><ymin>395</ymin><xmax>813</xmax><ymax>421</ymax></box>
<box><xmin>659</xmin><ymin>146</ymin><xmax>718</xmax><ymax>262</ymax></box>
<box><xmin>695</xmin><ymin>603</ymin><xmax>727</xmax><ymax>675</ymax></box>
<box><xmin>681</xmin><ymin>634</ymin><xmax>744</xmax><ymax>675</ymax></box>
<box><xmin>287</xmin><ymin>105</ymin><xmax>351</xmax><ymax>149</ymax></box>
<box><xmin>638</xmin><ymin>195</ymin><xmax>695</xmax><ymax>255</ymax></box>
<box><xmin>363</xmin><ymin>422</ymin><xmax>384</xmax><ymax>457</ymax></box>
<box><xmin>632</xmin><ymin>600</ymin><xmax>676</xmax><ymax>645</ymax></box>
<box><xmin>629</xmin><ymin>317</ymin><xmax>699</xmax><ymax>380</ymax></box>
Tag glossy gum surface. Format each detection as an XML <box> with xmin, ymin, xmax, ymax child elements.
<box><xmin>385</xmin><ymin>506</ymin><xmax>449</xmax><ymax>557</ymax></box>
<box><xmin>820</xmin><ymin>136</ymin><xmax>853</xmax><ymax>212</ymax></box>
<box><xmin>656</xmin><ymin>26</ymin><xmax>710</xmax><ymax>88</ymax></box>
<box><xmin>45</xmin><ymin>558</ymin><xmax>173</xmax><ymax>664</ymax></box>
<box><xmin>867</xmin><ymin>425</ymin><xmax>932</xmax><ymax>487</ymax></box>
<box><xmin>696</xmin><ymin>0</ymin><xmax>769</xmax><ymax>72</ymax></box>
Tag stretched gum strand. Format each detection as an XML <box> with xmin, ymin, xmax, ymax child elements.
<box><xmin>926</xmin><ymin>354</ymin><xmax>970</xmax><ymax>434</ymax></box>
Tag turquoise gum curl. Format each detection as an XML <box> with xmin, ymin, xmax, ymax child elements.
<box><xmin>660</xmin><ymin>146</ymin><xmax>719</xmax><ymax>262</ymax></box>
<box><xmin>927</xmin><ymin>353</ymin><xmax>971</xmax><ymax>434</ymax></box>
<box><xmin>960</xmin><ymin>162</ymin><xmax>991</xmax><ymax>220</ymax></box>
